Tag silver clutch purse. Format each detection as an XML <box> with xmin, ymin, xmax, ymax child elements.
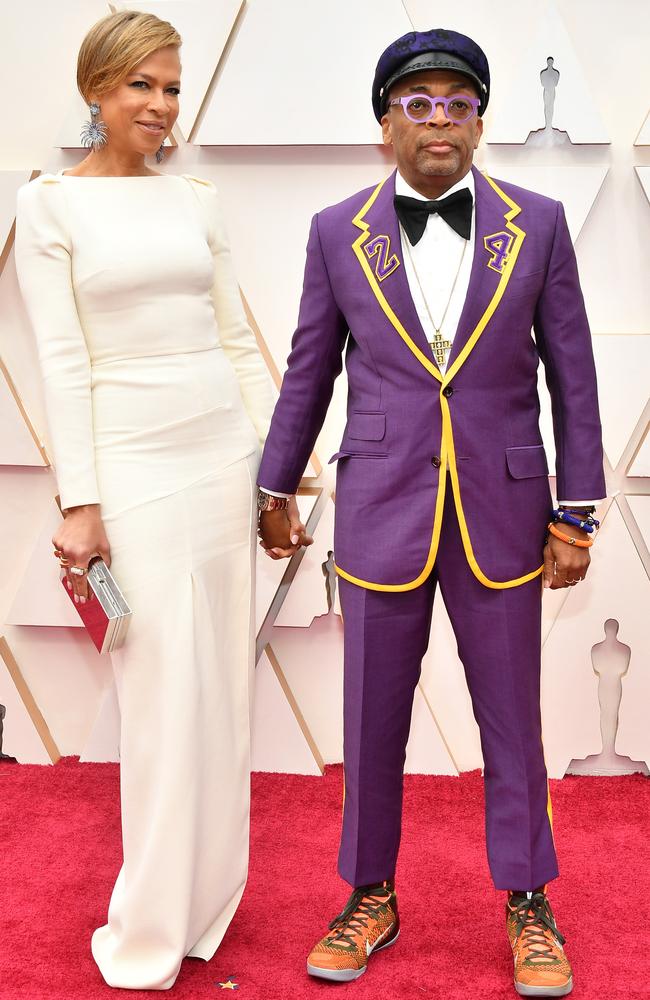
<box><xmin>61</xmin><ymin>557</ymin><xmax>132</xmax><ymax>654</ymax></box>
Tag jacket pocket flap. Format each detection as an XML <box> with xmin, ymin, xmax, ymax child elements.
<box><xmin>328</xmin><ymin>450</ymin><xmax>387</xmax><ymax>464</ymax></box>
<box><xmin>505</xmin><ymin>445</ymin><xmax>549</xmax><ymax>479</ymax></box>
<box><xmin>347</xmin><ymin>411</ymin><xmax>386</xmax><ymax>441</ymax></box>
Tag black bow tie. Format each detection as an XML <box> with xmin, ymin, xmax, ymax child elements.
<box><xmin>394</xmin><ymin>188</ymin><xmax>473</xmax><ymax>245</ymax></box>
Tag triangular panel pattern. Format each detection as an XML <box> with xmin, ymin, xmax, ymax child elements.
<box><xmin>0</xmin><ymin>170</ymin><xmax>34</xmax><ymax>273</ymax></box>
<box><xmin>591</xmin><ymin>335</ymin><xmax>650</xmax><ymax>470</ymax></box>
<box><xmin>483</xmin><ymin>165</ymin><xmax>607</xmax><ymax>243</ymax></box>
<box><xmin>488</xmin><ymin>6</ymin><xmax>610</xmax><ymax>144</ymax></box>
<box><xmin>111</xmin><ymin>0</ymin><xmax>243</xmax><ymax>140</ymax></box>
<box><xmin>626</xmin><ymin>496</ymin><xmax>650</xmax><ymax>552</ymax></box>
<box><xmin>251</xmin><ymin>648</ymin><xmax>323</xmax><ymax>774</ymax></box>
<box><xmin>0</xmin><ymin>360</ymin><xmax>49</xmax><ymax>467</ymax></box>
<box><xmin>628</xmin><ymin>422</ymin><xmax>650</xmax><ymax>477</ymax></box>
<box><xmin>240</xmin><ymin>289</ymin><xmax>320</xmax><ymax>478</ymax></box>
<box><xmin>271</xmin><ymin>615</ymin><xmax>344</xmax><ymax>765</ymax></box>
<box><xmin>635</xmin><ymin>111</ymin><xmax>650</xmax><ymax>146</ymax></box>
<box><xmin>196</xmin><ymin>0</ymin><xmax>412</xmax><ymax>145</ymax></box>
<box><xmin>636</xmin><ymin>166</ymin><xmax>650</xmax><ymax>205</ymax></box>
<box><xmin>541</xmin><ymin>501</ymin><xmax>650</xmax><ymax>778</ymax></box>
<box><xmin>7</xmin><ymin>499</ymin><xmax>81</xmax><ymax>628</ymax></box>
<box><xmin>0</xmin><ymin>637</ymin><xmax>60</xmax><ymax>764</ymax></box>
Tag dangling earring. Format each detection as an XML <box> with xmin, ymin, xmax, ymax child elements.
<box><xmin>80</xmin><ymin>102</ymin><xmax>108</xmax><ymax>151</ymax></box>
<box><xmin>155</xmin><ymin>143</ymin><xmax>165</xmax><ymax>164</ymax></box>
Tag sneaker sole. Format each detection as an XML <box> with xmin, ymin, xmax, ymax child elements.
<box><xmin>306</xmin><ymin>928</ymin><xmax>400</xmax><ymax>982</ymax></box>
<box><xmin>515</xmin><ymin>976</ymin><xmax>573</xmax><ymax>997</ymax></box>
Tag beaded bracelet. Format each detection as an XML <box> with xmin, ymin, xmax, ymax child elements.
<box><xmin>547</xmin><ymin>522</ymin><xmax>594</xmax><ymax>548</ymax></box>
<box><xmin>552</xmin><ymin>509</ymin><xmax>600</xmax><ymax>532</ymax></box>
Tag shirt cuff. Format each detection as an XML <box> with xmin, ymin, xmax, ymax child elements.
<box><xmin>557</xmin><ymin>499</ymin><xmax>605</xmax><ymax>507</ymax></box>
<box><xmin>258</xmin><ymin>486</ymin><xmax>292</xmax><ymax>500</ymax></box>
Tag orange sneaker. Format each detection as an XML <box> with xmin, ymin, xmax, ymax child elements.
<box><xmin>307</xmin><ymin>883</ymin><xmax>399</xmax><ymax>982</ymax></box>
<box><xmin>507</xmin><ymin>889</ymin><xmax>573</xmax><ymax>996</ymax></box>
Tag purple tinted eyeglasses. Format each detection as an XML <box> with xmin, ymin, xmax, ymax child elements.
<box><xmin>388</xmin><ymin>93</ymin><xmax>480</xmax><ymax>124</ymax></box>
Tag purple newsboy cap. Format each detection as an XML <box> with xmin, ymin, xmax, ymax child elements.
<box><xmin>372</xmin><ymin>28</ymin><xmax>490</xmax><ymax>122</ymax></box>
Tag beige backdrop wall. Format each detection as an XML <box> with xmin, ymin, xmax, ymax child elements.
<box><xmin>0</xmin><ymin>0</ymin><xmax>649</xmax><ymax>777</ymax></box>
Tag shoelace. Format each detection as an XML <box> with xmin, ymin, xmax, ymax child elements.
<box><xmin>512</xmin><ymin>892</ymin><xmax>566</xmax><ymax>964</ymax></box>
<box><xmin>327</xmin><ymin>886</ymin><xmax>392</xmax><ymax>949</ymax></box>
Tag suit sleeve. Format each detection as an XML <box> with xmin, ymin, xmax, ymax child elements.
<box><xmin>203</xmin><ymin>181</ymin><xmax>275</xmax><ymax>448</ymax></box>
<box><xmin>257</xmin><ymin>213</ymin><xmax>349</xmax><ymax>495</ymax></box>
<box><xmin>14</xmin><ymin>179</ymin><xmax>101</xmax><ymax>511</ymax></box>
<box><xmin>533</xmin><ymin>201</ymin><xmax>606</xmax><ymax>502</ymax></box>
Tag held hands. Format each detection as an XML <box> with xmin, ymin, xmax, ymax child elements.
<box><xmin>542</xmin><ymin>521</ymin><xmax>591</xmax><ymax>589</ymax></box>
<box><xmin>258</xmin><ymin>495</ymin><xmax>313</xmax><ymax>559</ymax></box>
<box><xmin>53</xmin><ymin>504</ymin><xmax>111</xmax><ymax>602</ymax></box>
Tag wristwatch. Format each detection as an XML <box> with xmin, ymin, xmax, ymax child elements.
<box><xmin>257</xmin><ymin>488</ymin><xmax>290</xmax><ymax>512</ymax></box>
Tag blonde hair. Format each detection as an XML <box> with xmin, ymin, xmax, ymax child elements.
<box><xmin>77</xmin><ymin>10</ymin><xmax>182</xmax><ymax>103</ymax></box>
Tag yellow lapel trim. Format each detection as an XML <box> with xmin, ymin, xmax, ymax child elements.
<box><xmin>351</xmin><ymin>177</ymin><xmax>443</xmax><ymax>384</ymax></box>
<box><xmin>442</xmin><ymin>172</ymin><xmax>526</xmax><ymax>387</ymax></box>
<box><xmin>351</xmin><ymin>171</ymin><xmax>527</xmax><ymax>388</ymax></box>
<box><xmin>338</xmin><ymin>172</ymin><xmax>543</xmax><ymax>593</ymax></box>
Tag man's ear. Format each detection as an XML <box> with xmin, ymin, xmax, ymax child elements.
<box><xmin>474</xmin><ymin>115</ymin><xmax>484</xmax><ymax>149</ymax></box>
<box><xmin>381</xmin><ymin>113</ymin><xmax>393</xmax><ymax>147</ymax></box>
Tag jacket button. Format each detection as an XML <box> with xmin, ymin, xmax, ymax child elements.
<box><xmin>442</xmin><ymin>386</ymin><xmax>454</xmax><ymax>397</ymax></box>
<box><xmin>431</xmin><ymin>456</ymin><xmax>441</xmax><ymax>468</ymax></box>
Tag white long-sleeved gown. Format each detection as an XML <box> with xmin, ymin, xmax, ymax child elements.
<box><xmin>14</xmin><ymin>171</ymin><xmax>275</xmax><ymax>989</ymax></box>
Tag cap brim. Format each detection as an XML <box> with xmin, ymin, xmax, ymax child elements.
<box><xmin>381</xmin><ymin>52</ymin><xmax>486</xmax><ymax>115</ymax></box>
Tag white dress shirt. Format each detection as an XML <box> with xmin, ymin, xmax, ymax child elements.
<box><xmin>262</xmin><ymin>168</ymin><xmax>600</xmax><ymax>507</ymax></box>
<box><xmin>395</xmin><ymin>168</ymin><xmax>475</xmax><ymax>376</ymax></box>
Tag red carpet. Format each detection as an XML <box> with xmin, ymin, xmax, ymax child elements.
<box><xmin>1</xmin><ymin>761</ymin><xmax>648</xmax><ymax>1000</ymax></box>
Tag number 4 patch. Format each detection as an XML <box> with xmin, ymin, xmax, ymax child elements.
<box><xmin>484</xmin><ymin>231</ymin><xmax>514</xmax><ymax>273</ymax></box>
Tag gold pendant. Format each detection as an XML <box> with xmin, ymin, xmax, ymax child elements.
<box><xmin>430</xmin><ymin>329</ymin><xmax>452</xmax><ymax>366</ymax></box>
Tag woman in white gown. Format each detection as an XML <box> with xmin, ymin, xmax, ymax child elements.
<box><xmin>15</xmin><ymin>10</ymin><xmax>307</xmax><ymax>991</ymax></box>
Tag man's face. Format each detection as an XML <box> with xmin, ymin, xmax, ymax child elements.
<box><xmin>381</xmin><ymin>69</ymin><xmax>483</xmax><ymax>189</ymax></box>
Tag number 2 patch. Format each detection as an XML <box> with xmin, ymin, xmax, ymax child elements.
<box><xmin>364</xmin><ymin>234</ymin><xmax>400</xmax><ymax>281</ymax></box>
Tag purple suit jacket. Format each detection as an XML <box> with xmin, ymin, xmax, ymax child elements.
<box><xmin>258</xmin><ymin>165</ymin><xmax>606</xmax><ymax>591</ymax></box>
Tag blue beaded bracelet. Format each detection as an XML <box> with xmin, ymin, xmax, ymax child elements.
<box><xmin>552</xmin><ymin>508</ymin><xmax>600</xmax><ymax>532</ymax></box>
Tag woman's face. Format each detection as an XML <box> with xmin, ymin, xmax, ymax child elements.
<box><xmin>93</xmin><ymin>45</ymin><xmax>181</xmax><ymax>158</ymax></box>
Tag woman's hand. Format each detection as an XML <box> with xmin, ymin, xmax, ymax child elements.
<box><xmin>258</xmin><ymin>496</ymin><xmax>313</xmax><ymax>559</ymax></box>
<box><xmin>53</xmin><ymin>504</ymin><xmax>111</xmax><ymax>603</ymax></box>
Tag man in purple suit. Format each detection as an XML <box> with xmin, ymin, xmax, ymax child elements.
<box><xmin>257</xmin><ymin>28</ymin><xmax>605</xmax><ymax>997</ymax></box>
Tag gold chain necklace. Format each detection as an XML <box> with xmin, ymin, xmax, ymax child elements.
<box><xmin>402</xmin><ymin>230</ymin><xmax>469</xmax><ymax>367</ymax></box>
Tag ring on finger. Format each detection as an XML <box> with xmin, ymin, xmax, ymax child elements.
<box><xmin>69</xmin><ymin>566</ymin><xmax>87</xmax><ymax>577</ymax></box>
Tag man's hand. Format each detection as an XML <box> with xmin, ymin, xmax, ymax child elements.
<box><xmin>543</xmin><ymin>521</ymin><xmax>592</xmax><ymax>589</ymax></box>
<box><xmin>258</xmin><ymin>496</ymin><xmax>314</xmax><ymax>559</ymax></box>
